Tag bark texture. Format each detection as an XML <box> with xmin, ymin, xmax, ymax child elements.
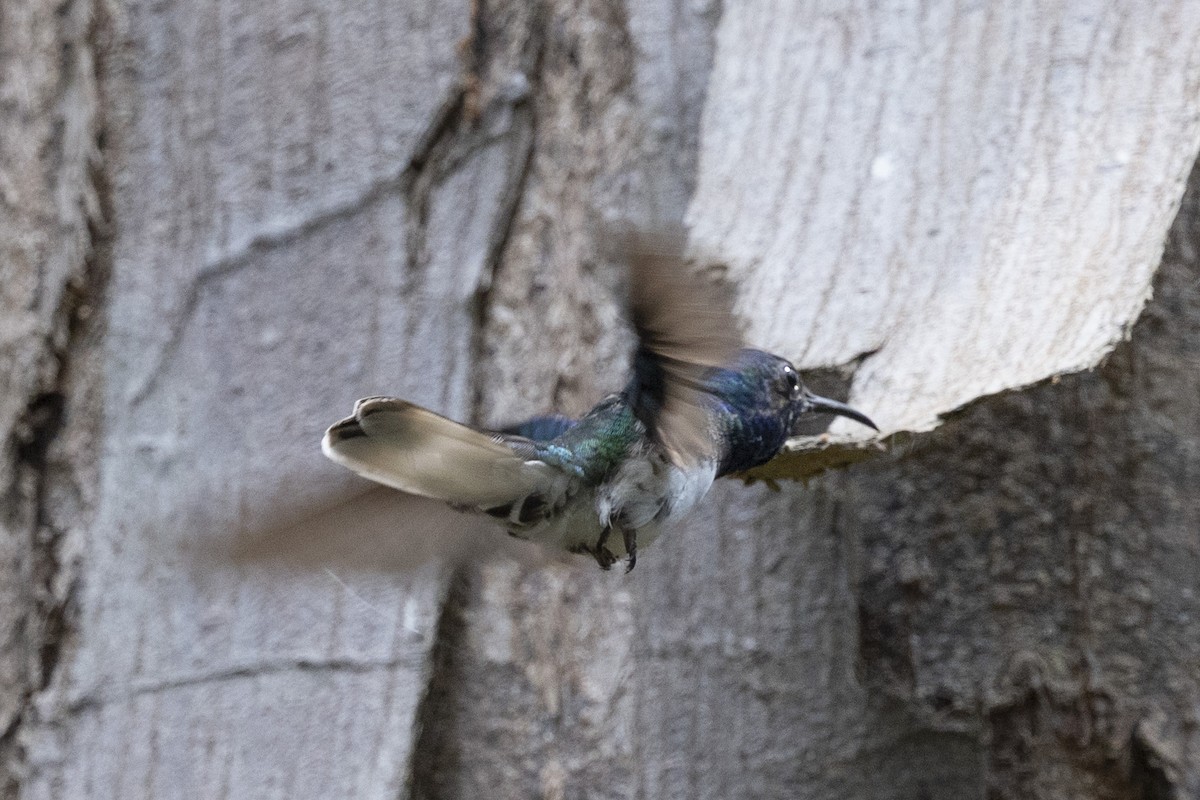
<box><xmin>691</xmin><ymin>0</ymin><xmax>1200</xmax><ymax>437</ymax></box>
<box><xmin>838</xmin><ymin>164</ymin><xmax>1200</xmax><ymax>799</ymax></box>
<box><xmin>0</xmin><ymin>0</ymin><xmax>108</xmax><ymax>793</ymax></box>
<box><xmin>2</xmin><ymin>0</ymin><xmax>1199</xmax><ymax>799</ymax></box>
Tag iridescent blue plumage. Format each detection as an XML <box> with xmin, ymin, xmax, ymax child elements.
<box><xmin>497</xmin><ymin>347</ymin><xmax>871</xmax><ymax>515</ymax></box>
<box><xmin>502</xmin><ymin>414</ymin><xmax>577</xmax><ymax>442</ymax></box>
<box><xmin>322</xmin><ymin>228</ymin><xmax>877</xmax><ymax>571</ymax></box>
<box><xmin>706</xmin><ymin>350</ymin><xmax>806</xmax><ymax>476</ymax></box>
<box><xmin>512</xmin><ymin>349</ymin><xmax>853</xmax><ymax>484</ymax></box>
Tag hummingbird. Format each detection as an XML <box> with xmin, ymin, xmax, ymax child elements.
<box><xmin>322</xmin><ymin>227</ymin><xmax>877</xmax><ymax>572</ymax></box>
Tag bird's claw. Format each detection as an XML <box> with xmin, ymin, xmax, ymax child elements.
<box><xmin>587</xmin><ymin>525</ymin><xmax>635</xmax><ymax>572</ymax></box>
<box><xmin>593</xmin><ymin>526</ymin><xmax>616</xmax><ymax>570</ymax></box>
<box><xmin>595</xmin><ymin>547</ymin><xmax>617</xmax><ymax>570</ymax></box>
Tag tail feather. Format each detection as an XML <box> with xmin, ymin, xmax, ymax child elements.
<box><xmin>322</xmin><ymin>398</ymin><xmax>562</xmax><ymax>509</ymax></box>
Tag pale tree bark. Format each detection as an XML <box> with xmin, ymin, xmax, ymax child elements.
<box><xmin>2</xmin><ymin>2</ymin><xmax>1200</xmax><ymax>800</ymax></box>
<box><xmin>0</xmin><ymin>0</ymin><xmax>107</xmax><ymax>795</ymax></box>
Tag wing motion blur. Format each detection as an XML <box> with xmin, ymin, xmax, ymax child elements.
<box><xmin>615</xmin><ymin>225</ymin><xmax>743</xmax><ymax>466</ymax></box>
<box><xmin>205</xmin><ymin>225</ymin><xmax>767</xmax><ymax>575</ymax></box>
<box><xmin>199</xmin><ymin>481</ymin><xmax>569</xmax><ymax>574</ymax></box>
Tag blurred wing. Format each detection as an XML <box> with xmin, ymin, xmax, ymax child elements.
<box><xmin>613</xmin><ymin>225</ymin><xmax>743</xmax><ymax>465</ymax></box>
<box><xmin>620</xmin><ymin>225</ymin><xmax>742</xmax><ymax>367</ymax></box>
<box><xmin>203</xmin><ymin>483</ymin><xmax>573</xmax><ymax>574</ymax></box>
<box><xmin>185</xmin><ymin>475</ymin><xmax>575</xmax><ymax>575</ymax></box>
<box><xmin>323</xmin><ymin>397</ymin><xmax>566</xmax><ymax>509</ymax></box>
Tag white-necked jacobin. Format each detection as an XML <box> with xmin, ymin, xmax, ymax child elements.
<box><xmin>322</xmin><ymin>227</ymin><xmax>877</xmax><ymax>571</ymax></box>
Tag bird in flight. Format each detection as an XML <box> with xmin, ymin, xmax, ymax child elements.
<box><xmin>321</xmin><ymin>227</ymin><xmax>876</xmax><ymax>572</ymax></box>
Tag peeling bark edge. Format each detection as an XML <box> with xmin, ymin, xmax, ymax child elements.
<box><xmin>746</xmin><ymin>157</ymin><xmax>1200</xmax><ymax>485</ymax></box>
<box><xmin>843</xmin><ymin>153</ymin><xmax>1200</xmax><ymax>798</ymax></box>
<box><xmin>0</xmin><ymin>0</ymin><xmax>115</xmax><ymax>794</ymax></box>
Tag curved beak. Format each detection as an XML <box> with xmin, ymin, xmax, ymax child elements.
<box><xmin>802</xmin><ymin>391</ymin><xmax>879</xmax><ymax>432</ymax></box>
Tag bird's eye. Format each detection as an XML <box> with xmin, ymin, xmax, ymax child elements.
<box><xmin>781</xmin><ymin>365</ymin><xmax>801</xmax><ymax>397</ymax></box>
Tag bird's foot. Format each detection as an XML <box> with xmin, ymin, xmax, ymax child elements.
<box><xmin>594</xmin><ymin>547</ymin><xmax>617</xmax><ymax>571</ymax></box>
<box><xmin>571</xmin><ymin>526</ymin><xmax>633</xmax><ymax>571</ymax></box>
<box><xmin>593</xmin><ymin>526</ymin><xmax>616</xmax><ymax>571</ymax></box>
<box><xmin>568</xmin><ymin>542</ymin><xmax>616</xmax><ymax>570</ymax></box>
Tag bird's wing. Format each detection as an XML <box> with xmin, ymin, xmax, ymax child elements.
<box><xmin>192</xmin><ymin>481</ymin><xmax>575</xmax><ymax>575</ymax></box>
<box><xmin>614</xmin><ymin>225</ymin><xmax>744</xmax><ymax>466</ymax></box>
<box><xmin>322</xmin><ymin>397</ymin><xmax>567</xmax><ymax>509</ymax></box>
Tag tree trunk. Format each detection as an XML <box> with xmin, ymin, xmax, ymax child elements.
<box><xmin>3</xmin><ymin>1</ymin><xmax>1199</xmax><ymax>799</ymax></box>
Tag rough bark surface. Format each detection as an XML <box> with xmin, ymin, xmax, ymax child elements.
<box><xmin>837</xmin><ymin>163</ymin><xmax>1200</xmax><ymax>799</ymax></box>
<box><xmin>0</xmin><ymin>0</ymin><xmax>108</xmax><ymax>795</ymax></box>
<box><xmin>3</xmin><ymin>1</ymin><xmax>1199</xmax><ymax>799</ymax></box>
<box><xmin>22</xmin><ymin>0</ymin><xmax>484</xmax><ymax>796</ymax></box>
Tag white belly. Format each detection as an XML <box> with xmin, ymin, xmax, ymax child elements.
<box><xmin>517</xmin><ymin>455</ymin><xmax>717</xmax><ymax>559</ymax></box>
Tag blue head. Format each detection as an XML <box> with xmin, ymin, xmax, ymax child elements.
<box><xmin>707</xmin><ymin>349</ymin><xmax>877</xmax><ymax>476</ymax></box>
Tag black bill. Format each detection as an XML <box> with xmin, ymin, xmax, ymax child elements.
<box><xmin>803</xmin><ymin>391</ymin><xmax>879</xmax><ymax>431</ymax></box>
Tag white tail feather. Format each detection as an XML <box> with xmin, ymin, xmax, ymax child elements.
<box><xmin>322</xmin><ymin>398</ymin><xmax>561</xmax><ymax>509</ymax></box>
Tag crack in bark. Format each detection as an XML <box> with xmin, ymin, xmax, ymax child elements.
<box><xmin>405</xmin><ymin>0</ymin><xmax>678</xmax><ymax>790</ymax></box>
<box><xmin>400</xmin><ymin>4</ymin><xmax>552</xmax><ymax>799</ymax></box>
<box><xmin>0</xmin><ymin>0</ymin><xmax>113</xmax><ymax>793</ymax></box>
<box><xmin>401</xmin><ymin>0</ymin><xmax>546</xmax><ymax>303</ymax></box>
<box><xmin>1130</xmin><ymin>714</ymin><xmax>1183</xmax><ymax>800</ymax></box>
<box><xmin>129</xmin><ymin>1</ymin><xmax>550</xmax><ymax>409</ymax></box>
<box><xmin>127</xmin><ymin>83</ymin><xmax>468</xmax><ymax>408</ymax></box>
<box><xmin>406</xmin><ymin>570</ymin><xmax>473</xmax><ymax>800</ymax></box>
<box><xmin>61</xmin><ymin>654</ymin><xmax>428</xmax><ymax>718</ymax></box>
<box><xmin>14</xmin><ymin>391</ymin><xmax>69</xmax><ymax>703</ymax></box>
<box><xmin>467</xmin><ymin>7</ymin><xmax>547</xmax><ymax>426</ymax></box>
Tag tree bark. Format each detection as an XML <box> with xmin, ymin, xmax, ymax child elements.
<box><xmin>0</xmin><ymin>0</ymin><xmax>107</xmax><ymax>794</ymax></box>
<box><xmin>3</xmin><ymin>1</ymin><xmax>1199</xmax><ymax>799</ymax></box>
